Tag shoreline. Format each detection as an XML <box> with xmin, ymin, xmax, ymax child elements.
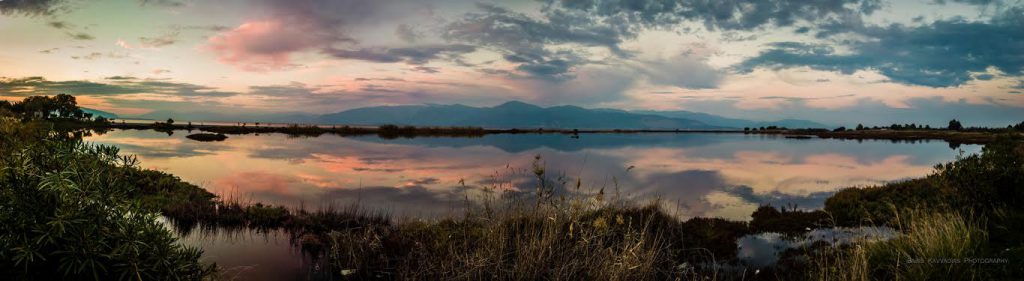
<box><xmin>76</xmin><ymin>121</ymin><xmax>1020</xmax><ymax>144</ymax></box>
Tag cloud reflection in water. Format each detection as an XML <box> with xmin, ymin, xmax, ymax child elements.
<box><xmin>86</xmin><ymin>130</ymin><xmax>980</xmax><ymax>220</ymax></box>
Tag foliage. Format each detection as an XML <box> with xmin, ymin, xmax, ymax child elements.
<box><xmin>7</xmin><ymin>94</ymin><xmax>90</xmax><ymax>120</ymax></box>
<box><xmin>825</xmin><ymin>136</ymin><xmax>1024</xmax><ymax>225</ymax></box>
<box><xmin>806</xmin><ymin>212</ymin><xmax>991</xmax><ymax>281</ymax></box>
<box><xmin>948</xmin><ymin>119</ymin><xmax>964</xmax><ymax>130</ymax></box>
<box><xmin>822</xmin><ymin>136</ymin><xmax>1024</xmax><ymax>280</ymax></box>
<box><xmin>0</xmin><ymin>118</ymin><xmax>214</xmax><ymax>280</ymax></box>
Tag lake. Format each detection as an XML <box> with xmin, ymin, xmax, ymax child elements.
<box><xmin>84</xmin><ymin>129</ymin><xmax>980</xmax><ymax>280</ymax></box>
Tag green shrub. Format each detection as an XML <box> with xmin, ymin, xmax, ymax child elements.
<box><xmin>0</xmin><ymin>118</ymin><xmax>214</xmax><ymax>280</ymax></box>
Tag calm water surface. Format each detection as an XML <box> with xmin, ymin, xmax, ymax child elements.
<box><xmin>85</xmin><ymin>130</ymin><xmax>980</xmax><ymax>280</ymax></box>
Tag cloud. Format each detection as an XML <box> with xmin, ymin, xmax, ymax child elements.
<box><xmin>637</xmin><ymin>54</ymin><xmax>724</xmax><ymax>89</ymax></box>
<box><xmin>140</xmin><ymin>0</ymin><xmax>185</xmax><ymax>7</ymax></box>
<box><xmin>932</xmin><ymin>0</ymin><xmax>1001</xmax><ymax>5</ymax></box>
<box><xmin>394</xmin><ymin>23</ymin><xmax>422</xmax><ymax>43</ymax></box>
<box><xmin>205</xmin><ymin>0</ymin><xmax>435</xmax><ymax>71</ymax></box>
<box><xmin>323</xmin><ymin>44</ymin><xmax>476</xmax><ymax>65</ymax></box>
<box><xmin>411</xmin><ymin>66</ymin><xmax>440</xmax><ymax>73</ymax></box>
<box><xmin>207</xmin><ymin>20</ymin><xmax>335</xmax><ymax>71</ymax></box>
<box><xmin>738</xmin><ymin>8</ymin><xmax>1024</xmax><ymax>87</ymax></box>
<box><xmin>71</xmin><ymin>52</ymin><xmax>104</xmax><ymax>60</ymax></box>
<box><xmin>139</xmin><ymin>31</ymin><xmax>179</xmax><ymax>48</ymax></box>
<box><xmin>0</xmin><ymin>76</ymin><xmax>237</xmax><ymax>97</ymax></box>
<box><xmin>512</xmin><ymin>65</ymin><xmax>638</xmax><ymax>105</ymax></box>
<box><xmin>550</xmin><ymin>0</ymin><xmax>882</xmax><ymax>31</ymax></box>
<box><xmin>443</xmin><ymin>3</ymin><xmax>628</xmax><ymax>80</ymax></box>
<box><xmin>45</xmin><ymin>20</ymin><xmax>95</xmax><ymax>41</ymax></box>
<box><xmin>0</xmin><ymin>0</ymin><xmax>68</xmax><ymax>17</ymax></box>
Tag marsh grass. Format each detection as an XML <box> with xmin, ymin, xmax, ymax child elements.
<box><xmin>806</xmin><ymin>211</ymin><xmax>988</xmax><ymax>281</ymax></box>
<box><xmin>326</xmin><ymin>199</ymin><xmax>687</xmax><ymax>280</ymax></box>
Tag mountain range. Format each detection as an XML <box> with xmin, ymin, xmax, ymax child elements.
<box><xmin>82</xmin><ymin>108</ymin><xmax>119</xmax><ymax>119</ymax></box>
<box><xmin>127</xmin><ymin>101</ymin><xmax>828</xmax><ymax>129</ymax></box>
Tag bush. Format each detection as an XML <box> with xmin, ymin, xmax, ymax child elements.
<box><xmin>0</xmin><ymin>118</ymin><xmax>214</xmax><ymax>280</ymax></box>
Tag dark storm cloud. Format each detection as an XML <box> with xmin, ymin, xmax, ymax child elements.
<box><xmin>549</xmin><ymin>0</ymin><xmax>881</xmax><ymax>31</ymax></box>
<box><xmin>323</xmin><ymin>44</ymin><xmax>477</xmax><ymax>65</ymax></box>
<box><xmin>0</xmin><ymin>0</ymin><xmax>68</xmax><ymax>16</ymax></box>
<box><xmin>443</xmin><ymin>3</ymin><xmax>628</xmax><ymax>80</ymax></box>
<box><xmin>932</xmin><ymin>0</ymin><xmax>1002</xmax><ymax>5</ymax></box>
<box><xmin>739</xmin><ymin>8</ymin><xmax>1024</xmax><ymax>87</ymax></box>
<box><xmin>0</xmin><ymin>76</ymin><xmax>237</xmax><ymax>97</ymax></box>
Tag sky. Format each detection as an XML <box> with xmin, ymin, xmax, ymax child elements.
<box><xmin>1</xmin><ymin>0</ymin><xmax>1022</xmax><ymax>126</ymax></box>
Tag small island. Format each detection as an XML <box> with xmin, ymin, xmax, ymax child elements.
<box><xmin>185</xmin><ymin>133</ymin><xmax>228</xmax><ymax>142</ymax></box>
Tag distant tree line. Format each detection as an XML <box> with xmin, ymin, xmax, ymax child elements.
<box><xmin>0</xmin><ymin>94</ymin><xmax>108</xmax><ymax>123</ymax></box>
<box><xmin>743</xmin><ymin>119</ymin><xmax>1024</xmax><ymax>133</ymax></box>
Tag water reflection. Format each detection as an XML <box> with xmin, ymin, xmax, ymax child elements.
<box><xmin>737</xmin><ymin>226</ymin><xmax>899</xmax><ymax>267</ymax></box>
<box><xmin>87</xmin><ymin>130</ymin><xmax>979</xmax><ymax>220</ymax></box>
<box><xmin>161</xmin><ymin>217</ymin><xmax>330</xmax><ymax>281</ymax></box>
<box><xmin>92</xmin><ymin>130</ymin><xmax>978</xmax><ymax>280</ymax></box>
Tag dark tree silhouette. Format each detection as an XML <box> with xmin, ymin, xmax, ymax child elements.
<box><xmin>948</xmin><ymin>119</ymin><xmax>963</xmax><ymax>130</ymax></box>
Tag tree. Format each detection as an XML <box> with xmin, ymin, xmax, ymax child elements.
<box><xmin>166</xmin><ymin>118</ymin><xmax>175</xmax><ymax>125</ymax></box>
<box><xmin>18</xmin><ymin>96</ymin><xmax>59</xmax><ymax>119</ymax></box>
<box><xmin>0</xmin><ymin>100</ymin><xmax>11</xmax><ymax>115</ymax></box>
<box><xmin>833</xmin><ymin>126</ymin><xmax>847</xmax><ymax>132</ymax></box>
<box><xmin>856</xmin><ymin>124</ymin><xmax>864</xmax><ymax>130</ymax></box>
<box><xmin>1014</xmin><ymin>121</ymin><xmax>1024</xmax><ymax>131</ymax></box>
<box><xmin>948</xmin><ymin>119</ymin><xmax>963</xmax><ymax>131</ymax></box>
<box><xmin>53</xmin><ymin>94</ymin><xmax>85</xmax><ymax>119</ymax></box>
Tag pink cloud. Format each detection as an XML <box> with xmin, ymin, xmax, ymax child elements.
<box><xmin>207</xmin><ymin>20</ymin><xmax>325</xmax><ymax>72</ymax></box>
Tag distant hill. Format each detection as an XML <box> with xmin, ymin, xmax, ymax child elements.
<box><xmin>316</xmin><ymin>101</ymin><xmax>719</xmax><ymax>129</ymax></box>
<box><xmin>122</xmin><ymin>101</ymin><xmax>830</xmax><ymax>130</ymax></box>
<box><xmin>634</xmin><ymin>110</ymin><xmax>829</xmax><ymax>129</ymax></box>
<box><xmin>81</xmin><ymin>108</ymin><xmax>119</xmax><ymax>119</ymax></box>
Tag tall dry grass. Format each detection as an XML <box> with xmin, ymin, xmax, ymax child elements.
<box><xmin>808</xmin><ymin>211</ymin><xmax>987</xmax><ymax>281</ymax></box>
<box><xmin>325</xmin><ymin>197</ymin><xmax>693</xmax><ymax>280</ymax></box>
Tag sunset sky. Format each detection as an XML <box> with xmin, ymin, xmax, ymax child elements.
<box><xmin>1</xmin><ymin>0</ymin><xmax>1022</xmax><ymax>126</ymax></box>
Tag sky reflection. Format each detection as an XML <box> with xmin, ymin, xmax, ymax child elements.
<box><xmin>86</xmin><ymin>130</ymin><xmax>980</xmax><ymax>220</ymax></box>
